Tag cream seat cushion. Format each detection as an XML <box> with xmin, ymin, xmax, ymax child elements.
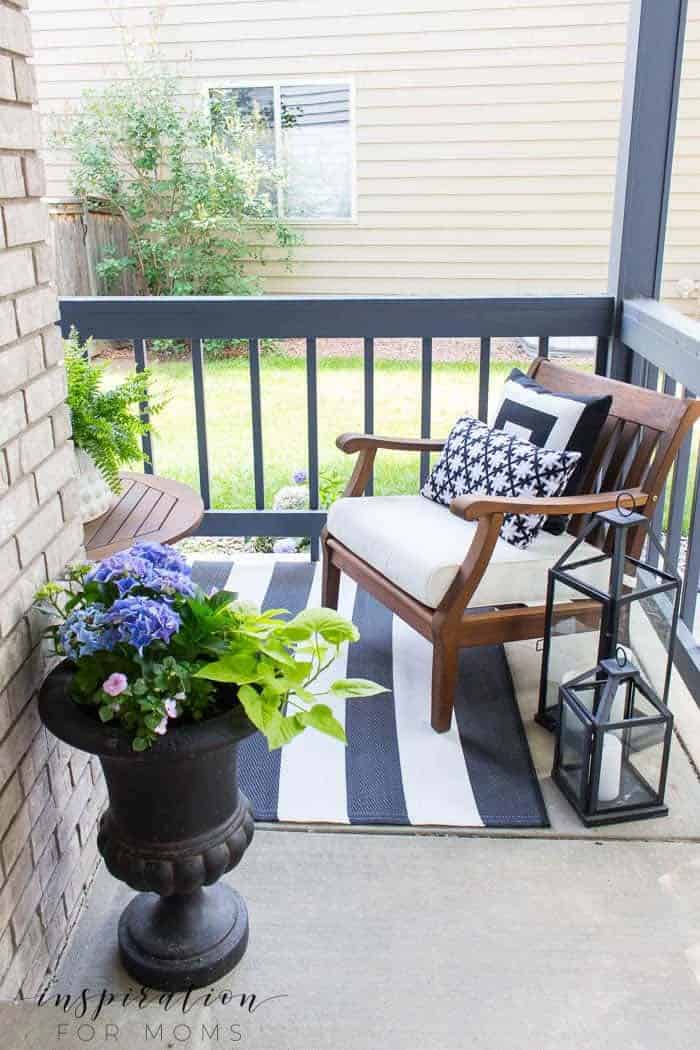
<box><xmin>327</xmin><ymin>495</ymin><xmax>609</xmax><ymax>610</ymax></box>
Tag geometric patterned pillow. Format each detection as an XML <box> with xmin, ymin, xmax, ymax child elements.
<box><xmin>421</xmin><ymin>415</ymin><xmax>581</xmax><ymax>549</ymax></box>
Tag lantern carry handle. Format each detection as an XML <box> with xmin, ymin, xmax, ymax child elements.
<box><xmin>615</xmin><ymin>491</ymin><xmax>636</xmax><ymax>517</ymax></box>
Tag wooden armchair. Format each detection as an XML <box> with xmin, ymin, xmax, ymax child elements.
<box><xmin>321</xmin><ymin>359</ymin><xmax>700</xmax><ymax>733</ymax></box>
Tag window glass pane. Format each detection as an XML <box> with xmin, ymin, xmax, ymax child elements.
<box><xmin>280</xmin><ymin>84</ymin><xmax>352</xmax><ymax>219</ymax></box>
<box><xmin>209</xmin><ymin>87</ymin><xmax>277</xmax><ymax>210</ymax></box>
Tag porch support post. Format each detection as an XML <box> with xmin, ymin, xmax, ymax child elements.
<box><xmin>606</xmin><ymin>0</ymin><xmax>688</xmax><ymax>380</ymax></box>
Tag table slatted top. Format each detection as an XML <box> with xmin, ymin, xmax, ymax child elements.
<box><xmin>84</xmin><ymin>472</ymin><xmax>204</xmax><ymax>561</ymax></box>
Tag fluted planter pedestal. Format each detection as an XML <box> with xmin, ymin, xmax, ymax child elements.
<box><xmin>39</xmin><ymin>664</ymin><xmax>256</xmax><ymax>992</ymax></box>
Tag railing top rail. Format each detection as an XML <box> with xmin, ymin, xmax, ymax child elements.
<box><xmin>58</xmin><ymin>294</ymin><xmax>615</xmax><ymax>341</ymax></box>
<box><xmin>621</xmin><ymin>297</ymin><xmax>700</xmax><ymax>394</ymax></box>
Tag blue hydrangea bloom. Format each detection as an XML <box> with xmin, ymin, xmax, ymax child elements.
<box><xmin>87</xmin><ymin>553</ymin><xmax>156</xmax><ymax>595</ymax></box>
<box><xmin>153</xmin><ymin>569</ymin><xmax>196</xmax><ymax>598</ymax></box>
<box><xmin>86</xmin><ymin>549</ymin><xmax>195</xmax><ymax>599</ymax></box>
<box><xmin>59</xmin><ymin>604</ymin><xmax>118</xmax><ymax>658</ymax></box>
<box><xmin>131</xmin><ymin>542</ymin><xmax>191</xmax><ymax>577</ymax></box>
<box><xmin>102</xmin><ymin>597</ymin><xmax>182</xmax><ymax>654</ymax></box>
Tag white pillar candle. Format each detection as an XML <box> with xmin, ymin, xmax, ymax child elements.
<box><xmin>609</xmin><ymin>645</ymin><xmax>633</xmax><ymax>722</ymax></box>
<box><xmin>598</xmin><ymin>733</ymin><xmax>623</xmax><ymax>803</ymax></box>
<box><xmin>608</xmin><ymin>685</ymin><xmax>627</xmax><ymax>723</ymax></box>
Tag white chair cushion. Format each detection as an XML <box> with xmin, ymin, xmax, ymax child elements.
<box><xmin>327</xmin><ymin>495</ymin><xmax>609</xmax><ymax>609</ymax></box>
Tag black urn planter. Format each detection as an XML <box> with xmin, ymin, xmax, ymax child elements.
<box><xmin>39</xmin><ymin>663</ymin><xmax>256</xmax><ymax>992</ymax></box>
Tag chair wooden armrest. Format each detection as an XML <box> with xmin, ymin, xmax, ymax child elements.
<box><xmin>449</xmin><ymin>488</ymin><xmax>649</xmax><ymax>521</ymax></box>
<box><xmin>440</xmin><ymin>489</ymin><xmax>649</xmax><ymax>613</ymax></box>
<box><xmin>336</xmin><ymin>432</ymin><xmax>446</xmax><ymax>496</ymax></box>
<box><xmin>337</xmin><ymin>432</ymin><xmax>446</xmax><ymax>454</ymax></box>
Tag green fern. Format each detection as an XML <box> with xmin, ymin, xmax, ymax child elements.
<box><xmin>65</xmin><ymin>328</ymin><xmax>166</xmax><ymax>493</ymax></box>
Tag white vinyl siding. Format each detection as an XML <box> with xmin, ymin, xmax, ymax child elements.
<box><xmin>29</xmin><ymin>0</ymin><xmax>700</xmax><ymax>317</ymax></box>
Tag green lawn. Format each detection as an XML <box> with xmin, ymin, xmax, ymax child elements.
<box><xmin>106</xmin><ymin>353</ymin><xmax>695</xmax><ymax>533</ymax></box>
<box><xmin>108</xmin><ymin>354</ymin><xmax>519</xmax><ymax>509</ymax></box>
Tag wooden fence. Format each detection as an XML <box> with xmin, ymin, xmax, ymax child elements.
<box><xmin>47</xmin><ymin>199</ymin><xmax>137</xmax><ymax>297</ymax></box>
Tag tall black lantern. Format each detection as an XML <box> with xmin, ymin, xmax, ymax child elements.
<box><xmin>552</xmin><ymin>653</ymin><xmax>673</xmax><ymax>825</ymax></box>
<box><xmin>536</xmin><ymin>499</ymin><xmax>681</xmax><ymax>733</ymax></box>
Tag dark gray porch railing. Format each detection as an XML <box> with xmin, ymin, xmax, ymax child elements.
<box><xmin>620</xmin><ymin>297</ymin><xmax>700</xmax><ymax>698</ymax></box>
<box><xmin>58</xmin><ymin>294</ymin><xmax>615</xmax><ymax>561</ymax></box>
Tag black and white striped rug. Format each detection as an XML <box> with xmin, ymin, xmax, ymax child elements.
<box><xmin>191</xmin><ymin>560</ymin><xmax>548</xmax><ymax>829</ymax></box>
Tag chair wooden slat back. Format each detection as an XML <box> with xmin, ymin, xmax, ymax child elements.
<box><xmin>568</xmin><ymin>415</ymin><xmax>623</xmax><ymax>539</ymax></box>
<box><xmin>528</xmin><ymin>359</ymin><xmax>700</xmax><ymax>557</ymax></box>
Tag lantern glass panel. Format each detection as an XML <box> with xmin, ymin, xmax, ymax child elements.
<box><xmin>594</xmin><ymin>726</ymin><xmax>625</xmax><ymax>807</ymax></box>
<box><xmin>554</xmin><ymin>549</ymin><xmax>611</xmax><ymax>593</ymax></box>
<box><xmin>559</xmin><ymin>542</ymin><xmax>673</xmax><ymax>604</ymax></box>
<box><xmin>553</xmin><ymin>531</ymin><xmax>681</xmax><ymax>710</ymax></box>
<box><xmin>628</xmin><ymin>598</ymin><xmax>675</xmax><ymax>705</ymax></box>
<box><xmin>541</xmin><ymin>577</ymin><xmax>604</xmax><ymax>716</ymax></box>
<box><xmin>595</xmin><ymin>719</ymin><xmax>666</xmax><ymax>812</ymax></box>
<box><xmin>557</xmin><ymin>695</ymin><xmax>591</xmax><ymax>810</ymax></box>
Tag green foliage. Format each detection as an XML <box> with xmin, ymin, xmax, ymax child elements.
<box><xmin>149</xmin><ymin>338</ymin><xmax>280</xmax><ymax>359</ymax></box>
<box><xmin>64</xmin><ymin>328</ymin><xmax>165</xmax><ymax>492</ymax></box>
<box><xmin>35</xmin><ymin>549</ymin><xmax>387</xmax><ymax>752</ymax></box>
<box><xmin>195</xmin><ymin>602</ymin><xmax>385</xmax><ymax>750</ymax></box>
<box><xmin>55</xmin><ymin>56</ymin><xmax>298</xmax><ymax>296</ymax></box>
<box><xmin>319</xmin><ymin>465</ymin><xmax>346</xmax><ymax>509</ymax></box>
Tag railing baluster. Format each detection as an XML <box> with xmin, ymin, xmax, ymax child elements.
<box><xmin>478</xmin><ymin>337</ymin><xmax>490</xmax><ymax>423</ymax></box>
<box><xmin>665</xmin><ymin>383</ymin><xmax>694</xmax><ymax>574</ymax></box>
<box><xmin>248</xmin><ymin>338</ymin><xmax>265</xmax><ymax>510</ymax></box>
<box><xmin>646</xmin><ymin>480</ymin><xmax>665</xmax><ymax>569</ymax></box>
<box><xmin>538</xmin><ymin>336</ymin><xmax>549</xmax><ymax>359</ymax></box>
<box><xmin>306</xmin><ymin>337</ymin><xmax>320</xmax><ymax>561</ymax></box>
<box><xmin>645</xmin><ymin>362</ymin><xmax>659</xmax><ymax>391</ymax></box>
<box><xmin>420</xmin><ymin>337</ymin><xmax>433</xmax><ymax>486</ymax></box>
<box><xmin>680</xmin><ymin>455</ymin><xmax>700</xmax><ymax>632</ymax></box>
<box><xmin>191</xmin><ymin>338</ymin><xmax>211</xmax><ymax>509</ymax></box>
<box><xmin>645</xmin><ymin>369</ymin><xmax>665</xmax><ymax>568</ymax></box>
<box><xmin>133</xmin><ymin>337</ymin><xmax>154</xmax><ymax>474</ymax></box>
<box><xmin>364</xmin><ymin>336</ymin><xmax>374</xmax><ymax>496</ymax></box>
<box><xmin>595</xmin><ymin>336</ymin><xmax>609</xmax><ymax>375</ymax></box>
<box><xmin>630</xmin><ymin>350</ymin><xmax>646</xmax><ymax>387</ymax></box>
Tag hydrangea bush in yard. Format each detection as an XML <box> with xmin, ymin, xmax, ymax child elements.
<box><xmin>271</xmin><ymin>467</ymin><xmax>347</xmax><ymax>554</ymax></box>
<box><xmin>35</xmin><ymin>543</ymin><xmax>384</xmax><ymax>752</ymax></box>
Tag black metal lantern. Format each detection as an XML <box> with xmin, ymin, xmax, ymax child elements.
<box><xmin>552</xmin><ymin>652</ymin><xmax>673</xmax><ymax>825</ymax></box>
<box><xmin>536</xmin><ymin>497</ymin><xmax>681</xmax><ymax>733</ymax></box>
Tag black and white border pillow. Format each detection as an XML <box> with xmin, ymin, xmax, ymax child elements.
<box><xmin>493</xmin><ymin>368</ymin><xmax>612</xmax><ymax>534</ymax></box>
<box><xmin>421</xmin><ymin>415</ymin><xmax>581</xmax><ymax>549</ymax></box>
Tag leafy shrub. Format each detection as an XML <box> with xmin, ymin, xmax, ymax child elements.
<box><xmin>56</xmin><ymin>56</ymin><xmax>298</xmax><ymax>296</ymax></box>
<box><xmin>149</xmin><ymin>338</ymin><xmax>280</xmax><ymax>359</ymax></box>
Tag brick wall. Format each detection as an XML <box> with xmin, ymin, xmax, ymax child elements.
<box><xmin>0</xmin><ymin>0</ymin><xmax>105</xmax><ymax>1000</ymax></box>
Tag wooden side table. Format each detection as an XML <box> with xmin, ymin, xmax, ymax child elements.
<box><xmin>84</xmin><ymin>472</ymin><xmax>204</xmax><ymax>562</ymax></box>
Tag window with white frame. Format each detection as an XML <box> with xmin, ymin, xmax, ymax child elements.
<box><xmin>210</xmin><ymin>83</ymin><xmax>354</xmax><ymax>221</ymax></box>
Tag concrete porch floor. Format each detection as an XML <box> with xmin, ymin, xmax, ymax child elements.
<box><xmin>3</xmin><ymin>559</ymin><xmax>699</xmax><ymax>1049</ymax></box>
<box><xmin>1</xmin><ymin>834</ymin><xmax>699</xmax><ymax>1049</ymax></box>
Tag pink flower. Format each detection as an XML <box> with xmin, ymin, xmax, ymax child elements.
<box><xmin>102</xmin><ymin>673</ymin><xmax>128</xmax><ymax>697</ymax></box>
<box><xmin>154</xmin><ymin>716</ymin><xmax>168</xmax><ymax>736</ymax></box>
<box><xmin>164</xmin><ymin>698</ymin><xmax>182</xmax><ymax>719</ymax></box>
